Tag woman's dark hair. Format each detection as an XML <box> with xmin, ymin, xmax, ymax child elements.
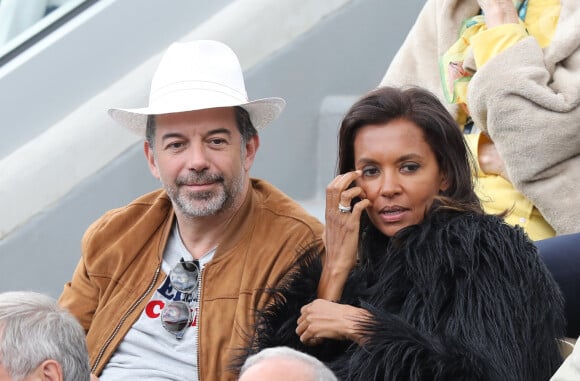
<box><xmin>338</xmin><ymin>85</ymin><xmax>482</xmax><ymax>216</ymax></box>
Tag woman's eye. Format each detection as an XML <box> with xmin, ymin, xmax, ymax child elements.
<box><xmin>362</xmin><ymin>167</ymin><xmax>379</xmax><ymax>177</ymax></box>
<box><xmin>401</xmin><ymin>163</ymin><xmax>420</xmax><ymax>173</ymax></box>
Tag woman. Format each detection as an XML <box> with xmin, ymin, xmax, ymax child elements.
<box><xmin>243</xmin><ymin>87</ymin><xmax>564</xmax><ymax>380</ymax></box>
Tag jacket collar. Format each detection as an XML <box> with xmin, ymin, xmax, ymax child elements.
<box><xmin>161</xmin><ymin>178</ymin><xmax>259</xmax><ymax>260</ymax></box>
<box><xmin>214</xmin><ymin>179</ymin><xmax>257</xmax><ymax>256</ymax></box>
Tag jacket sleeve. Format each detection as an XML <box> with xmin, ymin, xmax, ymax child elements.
<box><xmin>467</xmin><ymin>7</ymin><xmax>580</xmax><ymax>234</ymax></box>
<box><xmin>347</xmin><ymin>305</ymin><xmax>488</xmax><ymax>380</ymax></box>
<box><xmin>346</xmin><ymin>216</ymin><xmax>565</xmax><ymax>381</ymax></box>
<box><xmin>58</xmin><ymin>219</ymin><xmax>103</xmax><ymax>332</ymax></box>
<box><xmin>59</xmin><ymin>258</ymin><xmax>99</xmax><ymax>332</ymax></box>
<box><xmin>380</xmin><ymin>0</ymin><xmax>480</xmax><ymax>118</ymax></box>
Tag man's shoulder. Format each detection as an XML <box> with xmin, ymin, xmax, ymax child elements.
<box><xmin>83</xmin><ymin>189</ymin><xmax>172</xmax><ymax>244</ymax></box>
<box><xmin>250</xmin><ymin>178</ymin><xmax>322</xmax><ymax>229</ymax></box>
<box><xmin>94</xmin><ymin>189</ymin><xmax>170</xmax><ymax>221</ymax></box>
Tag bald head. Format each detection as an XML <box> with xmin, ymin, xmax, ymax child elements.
<box><xmin>239</xmin><ymin>357</ymin><xmax>313</xmax><ymax>381</ymax></box>
<box><xmin>239</xmin><ymin>347</ymin><xmax>336</xmax><ymax>381</ymax></box>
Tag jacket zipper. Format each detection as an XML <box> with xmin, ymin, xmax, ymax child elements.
<box><xmin>195</xmin><ymin>267</ymin><xmax>204</xmax><ymax>381</ymax></box>
<box><xmin>91</xmin><ymin>266</ymin><xmax>161</xmax><ymax>374</ymax></box>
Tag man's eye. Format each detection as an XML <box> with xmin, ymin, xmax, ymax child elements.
<box><xmin>209</xmin><ymin>138</ymin><xmax>227</xmax><ymax>145</ymax></box>
<box><xmin>166</xmin><ymin>142</ymin><xmax>184</xmax><ymax>150</ymax></box>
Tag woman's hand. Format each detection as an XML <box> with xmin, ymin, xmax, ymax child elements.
<box><xmin>477</xmin><ymin>0</ymin><xmax>520</xmax><ymax>28</ymax></box>
<box><xmin>318</xmin><ymin>171</ymin><xmax>371</xmax><ymax>300</ymax></box>
<box><xmin>297</xmin><ymin>299</ymin><xmax>371</xmax><ymax>346</ymax></box>
<box><xmin>323</xmin><ymin>171</ymin><xmax>370</xmax><ymax>273</ymax></box>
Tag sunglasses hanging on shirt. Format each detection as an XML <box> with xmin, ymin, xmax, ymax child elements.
<box><xmin>161</xmin><ymin>258</ymin><xmax>200</xmax><ymax>339</ymax></box>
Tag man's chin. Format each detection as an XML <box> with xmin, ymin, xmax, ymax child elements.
<box><xmin>175</xmin><ymin>195</ymin><xmax>227</xmax><ymax>217</ymax></box>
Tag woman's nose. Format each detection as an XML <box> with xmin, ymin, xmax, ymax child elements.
<box><xmin>379</xmin><ymin>172</ymin><xmax>402</xmax><ymax>198</ymax></box>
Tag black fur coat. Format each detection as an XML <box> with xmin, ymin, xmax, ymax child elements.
<box><xmin>242</xmin><ymin>211</ymin><xmax>565</xmax><ymax>380</ymax></box>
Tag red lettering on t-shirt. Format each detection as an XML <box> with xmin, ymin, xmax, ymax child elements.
<box><xmin>145</xmin><ymin>300</ymin><xmax>165</xmax><ymax>318</ymax></box>
<box><xmin>191</xmin><ymin>307</ymin><xmax>198</xmax><ymax>327</ymax></box>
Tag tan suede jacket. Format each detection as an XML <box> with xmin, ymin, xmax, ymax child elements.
<box><xmin>59</xmin><ymin>179</ymin><xmax>323</xmax><ymax>380</ymax></box>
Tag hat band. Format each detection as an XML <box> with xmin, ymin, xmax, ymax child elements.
<box><xmin>150</xmin><ymin>79</ymin><xmax>247</xmax><ymax>104</ymax></box>
<box><xmin>144</xmin><ymin>87</ymin><xmax>250</xmax><ymax>115</ymax></box>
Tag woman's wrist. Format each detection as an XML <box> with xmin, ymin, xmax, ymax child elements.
<box><xmin>321</xmin><ymin>261</ymin><xmax>353</xmax><ymax>277</ymax></box>
<box><xmin>317</xmin><ymin>266</ymin><xmax>349</xmax><ymax>300</ymax></box>
<box><xmin>322</xmin><ymin>249</ymin><xmax>357</xmax><ymax>273</ymax></box>
<box><xmin>345</xmin><ymin>306</ymin><xmax>372</xmax><ymax>345</ymax></box>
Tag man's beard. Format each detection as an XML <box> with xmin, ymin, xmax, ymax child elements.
<box><xmin>163</xmin><ymin>170</ymin><xmax>244</xmax><ymax>218</ymax></box>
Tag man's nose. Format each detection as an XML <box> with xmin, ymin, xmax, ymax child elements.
<box><xmin>186</xmin><ymin>142</ymin><xmax>210</xmax><ymax>172</ymax></box>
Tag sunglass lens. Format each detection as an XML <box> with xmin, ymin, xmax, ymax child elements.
<box><xmin>170</xmin><ymin>261</ymin><xmax>199</xmax><ymax>294</ymax></box>
<box><xmin>161</xmin><ymin>301</ymin><xmax>192</xmax><ymax>339</ymax></box>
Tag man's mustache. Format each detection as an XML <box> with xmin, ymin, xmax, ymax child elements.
<box><xmin>176</xmin><ymin>172</ymin><xmax>224</xmax><ymax>186</ymax></box>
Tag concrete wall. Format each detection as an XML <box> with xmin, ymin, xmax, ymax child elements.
<box><xmin>0</xmin><ymin>0</ymin><xmax>424</xmax><ymax>297</ymax></box>
<box><xmin>0</xmin><ymin>0</ymin><xmax>234</xmax><ymax>159</ymax></box>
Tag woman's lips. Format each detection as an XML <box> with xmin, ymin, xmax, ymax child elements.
<box><xmin>378</xmin><ymin>206</ymin><xmax>408</xmax><ymax>223</ymax></box>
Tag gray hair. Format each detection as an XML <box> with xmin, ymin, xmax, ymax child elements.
<box><xmin>146</xmin><ymin>106</ymin><xmax>257</xmax><ymax>148</ymax></box>
<box><xmin>0</xmin><ymin>291</ymin><xmax>90</xmax><ymax>381</ymax></box>
<box><xmin>241</xmin><ymin>346</ymin><xmax>337</xmax><ymax>381</ymax></box>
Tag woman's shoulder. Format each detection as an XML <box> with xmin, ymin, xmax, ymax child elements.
<box><xmin>428</xmin><ymin>209</ymin><xmax>523</xmax><ymax>236</ymax></box>
<box><xmin>400</xmin><ymin>210</ymin><xmax>535</xmax><ymax>261</ymax></box>
<box><xmin>393</xmin><ymin>211</ymin><xmax>548</xmax><ymax>292</ymax></box>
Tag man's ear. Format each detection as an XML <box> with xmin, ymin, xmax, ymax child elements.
<box><xmin>144</xmin><ymin>141</ymin><xmax>160</xmax><ymax>179</ymax></box>
<box><xmin>38</xmin><ymin>359</ymin><xmax>64</xmax><ymax>381</ymax></box>
<box><xmin>243</xmin><ymin>135</ymin><xmax>260</xmax><ymax>171</ymax></box>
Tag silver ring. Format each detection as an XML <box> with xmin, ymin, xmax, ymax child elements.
<box><xmin>338</xmin><ymin>203</ymin><xmax>351</xmax><ymax>213</ymax></box>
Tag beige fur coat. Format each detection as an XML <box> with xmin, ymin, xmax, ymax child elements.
<box><xmin>381</xmin><ymin>0</ymin><xmax>580</xmax><ymax>235</ymax></box>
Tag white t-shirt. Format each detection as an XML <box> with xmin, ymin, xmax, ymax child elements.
<box><xmin>100</xmin><ymin>222</ymin><xmax>215</xmax><ymax>381</ymax></box>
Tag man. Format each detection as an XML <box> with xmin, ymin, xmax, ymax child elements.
<box><xmin>239</xmin><ymin>347</ymin><xmax>337</xmax><ymax>381</ymax></box>
<box><xmin>0</xmin><ymin>291</ymin><xmax>91</xmax><ymax>381</ymax></box>
<box><xmin>59</xmin><ymin>40</ymin><xmax>323</xmax><ymax>381</ymax></box>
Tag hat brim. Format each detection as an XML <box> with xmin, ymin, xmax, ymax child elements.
<box><xmin>108</xmin><ymin>97</ymin><xmax>286</xmax><ymax>136</ymax></box>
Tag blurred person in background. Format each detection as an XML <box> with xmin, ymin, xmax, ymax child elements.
<box><xmin>0</xmin><ymin>291</ymin><xmax>91</xmax><ymax>381</ymax></box>
<box><xmin>238</xmin><ymin>347</ymin><xmax>337</xmax><ymax>381</ymax></box>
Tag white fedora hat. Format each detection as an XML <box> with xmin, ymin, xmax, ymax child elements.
<box><xmin>108</xmin><ymin>40</ymin><xmax>286</xmax><ymax>135</ymax></box>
